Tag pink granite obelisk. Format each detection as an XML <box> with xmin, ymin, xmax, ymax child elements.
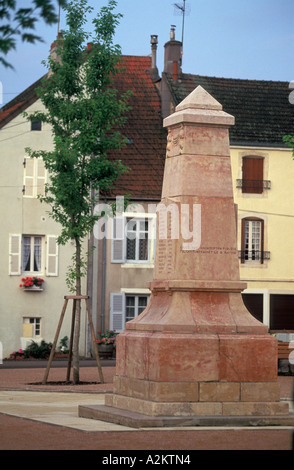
<box><xmin>80</xmin><ymin>86</ymin><xmax>291</xmax><ymax>425</ymax></box>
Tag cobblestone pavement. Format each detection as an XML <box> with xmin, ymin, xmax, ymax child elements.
<box><xmin>0</xmin><ymin>362</ymin><xmax>293</xmax><ymax>451</ymax></box>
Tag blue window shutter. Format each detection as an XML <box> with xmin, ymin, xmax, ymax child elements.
<box><xmin>110</xmin><ymin>293</ymin><xmax>125</xmax><ymax>332</ymax></box>
<box><xmin>111</xmin><ymin>216</ymin><xmax>125</xmax><ymax>263</ymax></box>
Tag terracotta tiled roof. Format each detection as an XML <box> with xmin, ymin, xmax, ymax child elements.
<box><xmin>0</xmin><ymin>57</ymin><xmax>166</xmax><ymax>200</ymax></box>
<box><xmin>164</xmin><ymin>73</ymin><xmax>294</xmax><ymax>147</ymax></box>
<box><xmin>0</xmin><ymin>75</ymin><xmax>46</xmax><ymax>129</ymax></box>
<box><xmin>0</xmin><ymin>101</ymin><xmax>24</xmax><ymax>120</ymax></box>
<box><xmin>105</xmin><ymin>56</ymin><xmax>166</xmax><ymax>200</ymax></box>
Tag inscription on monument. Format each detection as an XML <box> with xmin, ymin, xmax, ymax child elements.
<box><xmin>181</xmin><ymin>246</ymin><xmax>237</xmax><ymax>255</ymax></box>
<box><xmin>157</xmin><ymin>212</ymin><xmax>174</xmax><ymax>275</ymax></box>
<box><xmin>157</xmin><ymin>239</ymin><xmax>174</xmax><ymax>275</ymax></box>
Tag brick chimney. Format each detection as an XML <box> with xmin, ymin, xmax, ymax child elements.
<box><xmin>48</xmin><ymin>31</ymin><xmax>63</xmax><ymax>75</ymax></box>
<box><xmin>164</xmin><ymin>25</ymin><xmax>182</xmax><ymax>80</ymax></box>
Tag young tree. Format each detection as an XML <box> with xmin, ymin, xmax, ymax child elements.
<box><xmin>0</xmin><ymin>0</ymin><xmax>67</xmax><ymax>68</ymax></box>
<box><xmin>25</xmin><ymin>0</ymin><xmax>130</xmax><ymax>384</ymax></box>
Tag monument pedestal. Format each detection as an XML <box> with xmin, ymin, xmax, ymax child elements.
<box><xmin>79</xmin><ymin>86</ymin><xmax>293</xmax><ymax>427</ymax></box>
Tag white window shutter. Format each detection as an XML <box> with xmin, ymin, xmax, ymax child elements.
<box><xmin>9</xmin><ymin>234</ymin><xmax>21</xmax><ymax>275</ymax></box>
<box><xmin>46</xmin><ymin>235</ymin><xmax>59</xmax><ymax>276</ymax></box>
<box><xmin>111</xmin><ymin>216</ymin><xmax>125</xmax><ymax>263</ymax></box>
<box><xmin>110</xmin><ymin>293</ymin><xmax>125</xmax><ymax>332</ymax></box>
<box><xmin>23</xmin><ymin>157</ymin><xmax>35</xmax><ymax>197</ymax></box>
<box><xmin>36</xmin><ymin>158</ymin><xmax>46</xmax><ymax>197</ymax></box>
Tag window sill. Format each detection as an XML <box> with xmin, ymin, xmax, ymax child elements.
<box><xmin>122</xmin><ymin>263</ymin><xmax>154</xmax><ymax>269</ymax></box>
<box><xmin>23</xmin><ymin>288</ymin><xmax>44</xmax><ymax>292</ymax></box>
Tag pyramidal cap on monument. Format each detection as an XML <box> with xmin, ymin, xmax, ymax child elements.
<box><xmin>79</xmin><ymin>86</ymin><xmax>293</xmax><ymax>427</ymax></box>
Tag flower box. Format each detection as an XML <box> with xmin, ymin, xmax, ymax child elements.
<box><xmin>23</xmin><ymin>286</ymin><xmax>43</xmax><ymax>292</ymax></box>
<box><xmin>20</xmin><ymin>276</ymin><xmax>44</xmax><ymax>291</ymax></box>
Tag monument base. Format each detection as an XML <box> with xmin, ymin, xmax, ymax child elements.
<box><xmin>79</xmin><ymin>324</ymin><xmax>293</xmax><ymax>428</ymax></box>
<box><xmin>78</xmin><ymin>328</ymin><xmax>294</xmax><ymax>428</ymax></box>
<box><xmin>78</xmin><ymin>402</ymin><xmax>294</xmax><ymax>429</ymax></box>
<box><xmin>78</xmin><ymin>375</ymin><xmax>293</xmax><ymax>428</ymax></box>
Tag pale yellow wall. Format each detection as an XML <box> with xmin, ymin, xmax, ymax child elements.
<box><xmin>0</xmin><ymin>100</ymin><xmax>88</xmax><ymax>358</ymax></box>
<box><xmin>230</xmin><ymin>146</ymin><xmax>294</xmax><ymax>291</ymax></box>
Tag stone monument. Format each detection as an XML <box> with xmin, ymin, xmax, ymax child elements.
<box><xmin>79</xmin><ymin>86</ymin><xmax>293</xmax><ymax>427</ymax></box>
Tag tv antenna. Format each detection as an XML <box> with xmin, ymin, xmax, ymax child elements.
<box><xmin>57</xmin><ymin>1</ymin><xmax>61</xmax><ymax>34</ymax></box>
<box><xmin>174</xmin><ymin>0</ymin><xmax>190</xmax><ymax>63</ymax></box>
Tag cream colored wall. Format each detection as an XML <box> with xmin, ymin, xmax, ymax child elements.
<box><xmin>230</xmin><ymin>146</ymin><xmax>294</xmax><ymax>291</ymax></box>
<box><xmin>0</xmin><ymin>100</ymin><xmax>87</xmax><ymax>358</ymax></box>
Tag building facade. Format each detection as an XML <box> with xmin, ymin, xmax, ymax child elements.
<box><xmin>0</xmin><ymin>85</ymin><xmax>88</xmax><ymax>358</ymax></box>
<box><xmin>104</xmin><ymin>31</ymin><xmax>294</xmax><ymax>339</ymax></box>
<box><xmin>1</xmin><ymin>31</ymin><xmax>294</xmax><ymax>359</ymax></box>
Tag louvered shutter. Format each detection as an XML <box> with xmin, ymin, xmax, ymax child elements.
<box><xmin>36</xmin><ymin>158</ymin><xmax>46</xmax><ymax>196</ymax></box>
<box><xmin>9</xmin><ymin>234</ymin><xmax>21</xmax><ymax>275</ymax></box>
<box><xmin>111</xmin><ymin>216</ymin><xmax>125</xmax><ymax>263</ymax></box>
<box><xmin>46</xmin><ymin>235</ymin><xmax>59</xmax><ymax>276</ymax></box>
<box><xmin>23</xmin><ymin>157</ymin><xmax>35</xmax><ymax>197</ymax></box>
<box><xmin>110</xmin><ymin>293</ymin><xmax>125</xmax><ymax>332</ymax></box>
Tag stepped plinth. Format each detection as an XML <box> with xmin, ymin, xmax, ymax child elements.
<box><xmin>79</xmin><ymin>86</ymin><xmax>293</xmax><ymax>427</ymax></box>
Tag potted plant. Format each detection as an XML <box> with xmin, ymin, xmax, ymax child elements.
<box><xmin>96</xmin><ymin>330</ymin><xmax>116</xmax><ymax>358</ymax></box>
<box><xmin>54</xmin><ymin>336</ymin><xmax>69</xmax><ymax>358</ymax></box>
<box><xmin>10</xmin><ymin>349</ymin><xmax>25</xmax><ymax>360</ymax></box>
<box><xmin>19</xmin><ymin>276</ymin><xmax>44</xmax><ymax>290</ymax></box>
<box><xmin>23</xmin><ymin>340</ymin><xmax>52</xmax><ymax>359</ymax></box>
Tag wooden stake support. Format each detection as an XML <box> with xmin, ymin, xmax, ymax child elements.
<box><xmin>42</xmin><ymin>295</ymin><xmax>104</xmax><ymax>385</ymax></box>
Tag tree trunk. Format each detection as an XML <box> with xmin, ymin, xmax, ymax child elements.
<box><xmin>72</xmin><ymin>238</ymin><xmax>81</xmax><ymax>384</ymax></box>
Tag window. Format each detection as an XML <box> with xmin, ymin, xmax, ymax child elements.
<box><xmin>31</xmin><ymin>120</ymin><xmax>42</xmax><ymax>131</ymax></box>
<box><xmin>125</xmin><ymin>295</ymin><xmax>149</xmax><ymax>322</ymax></box>
<box><xmin>240</xmin><ymin>218</ymin><xmax>269</xmax><ymax>264</ymax></box>
<box><xmin>111</xmin><ymin>215</ymin><xmax>156</xmax><ymax>264</ymax></box>
<box><xmin>126</xmin><ymin>218</ymin><xmax>149</xmax><ymax>262</ymax></box>
<box><xmin>9</xmin><ymin>234</ymin><xmax>59</xmax><ymax>276</ymax></box>
<box><xmin>23</xmin><ymin>317</ymin><xmax>41</xmax><ymax>337</ymax></box>
<box><xmin>110</xmin><ymin>293</ymin><xmax>150</xmax><ymax>332</ymax></box>
<box><xmin>241</xmin><ymin>157</ymin><xmax>264</xmax><ymax>194</ymax></box>
<box><xmin>23</xmin><ymin>157</ymin><xmax>46</xmax><ymax>197</ymax></box>
<box><xmin>244</xmin><ymin>219</ymin><xmax>262</xmax><ymax>262</ymax></box>
<box><xmin>23</xmin><ymin>236</ymin><xmax>43</xmax><ymax>272</ymax></box>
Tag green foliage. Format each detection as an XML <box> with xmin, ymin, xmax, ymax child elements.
<box><xmin>24</xmin><ymin>0</ymin><xmax>130</xmax><ymax>290</ymax></box>
<box><xmin>283</xmin><ymin>135</ymin><xmax>294</xmax><ymax>158</ymax></box>
<box><xmin>23</xmin><ymin>0</ymin><xmax>130</xmax><ymax>383</ymax></box>
<box><xmin>96</xmin><ymin>329</ymin><xmax>116</xmax><ymax>345</ymax></box>
<box><xmin>66</xmin><ymin>251</ymin><xmax>88</xmax><ymax>293</ymax></box>
<box><xmin>24</xmin><ymin>340</ymin><xmax>53</xmax><ymax>359</ymax></box>
<box><xmin>0</xmin><ymin>0</ymin><xmax>67</xmax><ymax>68</ymax></box>
<box><xmin>58</xmin><ymin>335</ymin><xmax>69</xmax><ymax>353</ymax></box>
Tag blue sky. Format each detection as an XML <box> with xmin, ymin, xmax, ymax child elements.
<box><xmin>1</xmin><ymin>0</ymin><xmax>294</xmax><ymax>106</ymax></box>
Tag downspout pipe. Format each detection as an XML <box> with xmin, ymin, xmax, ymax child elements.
<box><xmin>101</xmin><ymin>201</ymin><xmax>107</xmax><ymax>332</ymax></box>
